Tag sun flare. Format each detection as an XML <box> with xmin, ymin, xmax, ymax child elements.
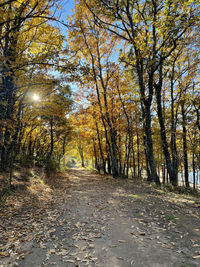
<box><xmin>33</xmin><ymin>94</ymin><xmax>39</xmax><ymax>101</ymax></box>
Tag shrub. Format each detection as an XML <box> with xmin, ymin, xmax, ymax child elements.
<box><xmin>45</xmin><ymin>156</ymin><xmax>59</xmax><ymax>174</ymax></box>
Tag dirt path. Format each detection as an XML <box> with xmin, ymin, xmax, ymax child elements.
<box><xmin>0</xmin><ymin>168</ymin><xmax>200</xmax><ymax>267</ymax></box>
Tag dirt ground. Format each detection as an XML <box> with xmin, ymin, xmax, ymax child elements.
<box><xmin>0</xmin><ymin>168</ymin><xmax>200</xmax><ymax>267</ymax></box>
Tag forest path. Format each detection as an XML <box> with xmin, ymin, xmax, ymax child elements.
<box><xmin>0</xmin><ymin>168</ymin><xmax>200</xmax><ymax>267</ymax></box>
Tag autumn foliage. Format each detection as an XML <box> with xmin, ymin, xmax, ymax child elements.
<box><xmin>0</xmin><ymin>0</ymin><xmax>200</xmax><ymax>190</ymax></box>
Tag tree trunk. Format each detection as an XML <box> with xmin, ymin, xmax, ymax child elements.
<box><xmin>62</xmin><ymin>136</ymin><xmax>66</xmax><ymax>168</ymax></box>
<box><xmin>93</xmin><ymin>139</ymin><xmax>99</xmax><ymax>171</ymax></box>
<box><xmin>49</xmin><ymin>117</ymin><xmax>54</xmax><ymax>158</ymax></box>
<box><xmin>136</xmin><ymin>131</ymin><xmax>140</xmax><ymax>176</ymax></box>
<box><xmin>192</xmin><ymin>152</ymin><xmax>195</xmax><ymax>190</ymax></box>
<box><xmin>110</xmin><ymin>130</ymin><xmax>118</xmax><ymax>178</ymax></box>
<box><xmin>118</xmin><ymin>134</ymin><xmax>123</xmax><ymax>176</ymax></box>
<box><xmin>116</xmin><ymin>80</ymin><xmax>132</xmax><ymax>178</ymax></box>
<box><xmin>96</xmin><ymin>122</ymin><xmax>106</xmax><ymax>174</ymax></box>
<box><xmin>144</xmin><ymin>104</ymin><xmax>160</xmax><ymax>184</ymax></box>
<box><xmin>170</xmin><ymin>63</ymin><xmax>178</xmax><ymax>185</ymax></box>
<box><xmin>155</xmin><ymin>82</ymin><xmax>177</xmax><ymax>185</ymax></box>
<box><xmin>131</xmin><ymin>137</ymin><xmax>136</xmax><ymax>177</ymax></box>
<box><xmin>181</xmin><ymin>103</ymin><xmax>189</xmax><ymax>188</ymax></box>
<box><xmin>163</xmin><ymin>163</ymin><xmax>166</xmax><ymax>185</ymax></box>
<box><xmin>80</xmin><ymin>151</ymin><xmax>85</xmax><ymax>167</ymax></box>
<box><xmin>0</xmin><ymin>24</ymin><xmax>18</xmax><ymax>170</ymax></box>
<box><xmin>137</xmin><ymin>62</ymin><xmax>159</xmax><ymax>184</ymax></box>
<box><xmin>126</xmin><ymin>138</ymin><xmax>131</xmax><ymax>179</ymax></box>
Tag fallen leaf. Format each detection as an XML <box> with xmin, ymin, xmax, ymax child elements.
<box><xmin>118</xmin><ymin>240</ymin><xmax>126</xmax><ymax>243</ymax></box>
<box><xmin>193</xmin><ymin>255</ymin><xmax>200</xmax><ymax>259</ymax></box>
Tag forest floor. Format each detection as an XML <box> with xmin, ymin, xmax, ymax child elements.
<box><xmin>0</xmin><ymin>168</ymin><xmax>200</xmax><ymax>267</ymax></box>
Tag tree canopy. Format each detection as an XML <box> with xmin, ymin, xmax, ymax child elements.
<box><xmin>0</xmin><ymin>0</ymin><xmax>200</xmax><ymax>189</ymax></box>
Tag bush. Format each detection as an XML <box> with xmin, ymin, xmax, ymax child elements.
<box><xmin>45</xmin><ymin>156</ymin><xmax>60</xmax><ymax>174</ymax></box>
<box><xmin>15</xmin><ymin>153</ymin><xmax>35</xmax><ymax>167</ymax></box>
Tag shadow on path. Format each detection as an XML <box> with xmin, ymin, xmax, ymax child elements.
<box><xmin>0</xmin><ymin>168</ymin><xmax>199</xmax><ymax>267</ymax></box>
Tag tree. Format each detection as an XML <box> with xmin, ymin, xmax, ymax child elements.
<box><xmin>0</xmin><ymin>0</ymin><xmax>64</xmax><ymax>170</ymax></box>
<box><xmin>83</xmin><ymin>0</ymin><xmax>199</xmax><ymax>185</ymax></box>
<box><xmin>68</xmin><ymin>4</ymin><xmax>120</xmax><ymax>177</ymax></box>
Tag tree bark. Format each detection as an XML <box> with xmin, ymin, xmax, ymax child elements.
<box><xmin>192</xmin><ymin>152</ymin><xmax>195</xmax><ymax>190</ymax></box>
<box><xmin>49</xmin><ymin>117</ymin><xmax>54</xmax><ymax>158</ymax></box>
<box><xmin>143</xmin><ymin>103</ymin><xmax>160</xmax><ymax>184</ymax></box>
<box><xmin>155</xmin><ymin>83</ymin><xmax>177</xmax><ymax>186</ymax></box>
<box><xmin>181</xmin><ymin>103</ymin><xmax>189</xmax><ymax>188</ymax></box>
<box><xmin>170</xmin><ymin>62</ymin><xmax>178</xmax><ymax>185</ymax></box>
<box><xmin>136</xmin><ymin>130</ymin><xmax>140</xmax><ymax>176</ymax></box>
<box><xmin>96</xmin><ymin>122</ymin><xmax>106</xmax><ymax>174</ymax></box>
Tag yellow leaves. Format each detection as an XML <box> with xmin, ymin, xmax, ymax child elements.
<box><xmin>26</xmin><ymin>23</ymin><xmax>63</xmax><ymax>56</ymax></box>
<box><xmin>14</xmin><ymin>0</ymin><xmax>26</xmax><ymax>7</ymax></box>
<box><xmin>0</xmin><ymin>251</ymin><xmax>6</xmax><ymax>257</ymax></box>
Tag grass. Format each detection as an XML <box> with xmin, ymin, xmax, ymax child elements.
<box><xmin>166</xmin><ymin>213</ymin><xmax>178</xmax><ymax>223</ymax></box>
<box><xmin>128</xmin><ymin>194</ymin><xmax>146</xmax><ymax>200</ymax></box>
<box><xmin>177</xmin><ymin>222</ymin><xmax>184</xmax><ymax>228</ymax></box>
<box><xmin>0</xmin><ymin>167</ymin><xmax>49</xmax><ymax>205</ymax></box>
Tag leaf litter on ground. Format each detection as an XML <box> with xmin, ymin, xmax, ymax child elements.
<box><xmin>0</xmin><ymin>168</ymin><xmax>200</xmax><ymax>266</ymax></box>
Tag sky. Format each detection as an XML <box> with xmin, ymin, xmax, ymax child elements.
<box><xmin>50</xmin><ymin>1</ymin><xmax>78</xmax><ymax>92</ymax></box>
<box><xmin>61</xmin><ymin>0</ymin><xmax>75</xmax><ymax>16</ymax></box>
<box><xmin>57</xmin><ymin>0</ymin><xmax>75</xmax><ymax>34</ymax></box>
<box><xmin>51</xmin><ymin>0</ymin><xmax>120</xmax><ymax>99</ymax></box>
